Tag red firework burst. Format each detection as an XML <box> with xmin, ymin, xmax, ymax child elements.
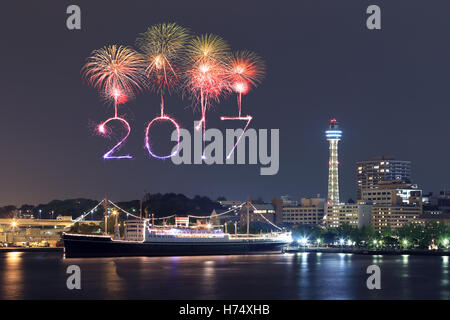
<box><xmin>225</xmin><ymin>51</ymin><xmax>265</xmax><ymax>116</ymax></box>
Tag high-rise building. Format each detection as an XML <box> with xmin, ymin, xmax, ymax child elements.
<box><xmin>326</xmin><ymin>119</ymin><xmax>342</xmax><ymax>205</ymax></box>
<box><xmin>361</xmin><ymin>181</ymin><xmax>422</xmax><ymax>206</ymax></box>
<box><xmin>372</xmin><ymin>205</ymin><xmax>422</xmax><ymax>232</ymax></box>
<box><xmin>356</xmin><ymin>156</ymin><xmax>411</xmax><ymax>200</ymax></box>
<box><xmin>324</xmin><ymin>203</ymin><xmax>372</xmax><ymax>229</ymax></box>
<box><xmin>361</xmin><ymin>180</ymin><xmax>423</xmax><ymax>232</ymax></box>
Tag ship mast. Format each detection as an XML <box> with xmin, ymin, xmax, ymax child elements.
<box><xmin>246</xmin><ymin>200</ymin><xmax>251</xmax><ymax>236</ymax></box>
<box><xmin>103</xmin><ymin>196</ymin><xmax>109</xmax><ymax>235</ymax></box>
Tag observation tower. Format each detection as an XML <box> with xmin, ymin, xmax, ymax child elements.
<box><xmin>326</xmin><ymin>119</ymin><xmax>342</xmax><ymax>205</ymax></box>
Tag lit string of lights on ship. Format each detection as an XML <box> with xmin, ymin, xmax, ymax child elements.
<box><xmin>249</xmin><ymin>202</ymin><xmax>283</xmax><ymax>231</ymax></box>
<box><xmin>70</xmin><ymin>199</ymin><xmax>284</xmax><ymax>232</ymax></box>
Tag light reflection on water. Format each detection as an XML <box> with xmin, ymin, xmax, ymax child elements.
<box><xmin>0</xmin><ymin>252</ymin><xmax>449</xmax><ymax>299</ymax></box>
<box><xmin>442</xmin><ymin>256</ymin><xmax>448</xmax><ymax>268</ymax></box>
<box><xmin>0</xmin><ymin>252</ymin><xmax>24</xmax><ymax>299</ymax></box>
<box><xmin>441</xmin><ymin>256</ymin><xmax>449</xmax><ymax>299</ymax></box>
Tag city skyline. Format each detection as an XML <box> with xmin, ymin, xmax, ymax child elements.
<box><xmin>1</xmin><ymin>1</ymin><xmax>450</xmax><ymax>304</ymax></box>
<box><xmin>2</xmin><ymin>1</ymin><xmax>450</xmax><ymax>206</ymax></box>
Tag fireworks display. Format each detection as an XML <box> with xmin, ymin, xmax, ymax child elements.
<box><xmin>82</xmin><ymin>45</ymin><xmax>144</xmax><ymax>159</ymax></box>
<box><xmin>136</xmin><ymin>23</ymin><xmax>190</xmax><ymax>159</ymax></box>
<box><xmin>136</xmin><ymin>23</ymin><xmax>191</xmax><ymax>113</ymax></box>
<box><xmin>184</xmin><ymin>34</ymin><xmax>231</xmax><ymax>104</ymax></box>
<box><xmin>184</xmin><ymin>34</ymin><xmax>231</xmax><ymax>158</ymax></box>
<box><xmin>82</xmin><ymin>25</ymin><xmax>265</xmax><ymax>161</ymax></box>
<box><xmin>220</xmin><ymin>51</ymin><xmax>265</xmax><ymax>159</ymax></box>
<box><xmin>82</xmin><ymin>45</ymin><xmax>144</xmax><ymax>114</ymax></box>
<box><xmin>225</xmin><ymin>51</ymin><xmax>265</xmax><ymax>116</ymax></box>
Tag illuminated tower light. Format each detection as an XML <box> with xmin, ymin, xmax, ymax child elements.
<box><xmin>326</xmin><ymin>119</ymin><xmax>342</xmax><ymax>205</ymax></box>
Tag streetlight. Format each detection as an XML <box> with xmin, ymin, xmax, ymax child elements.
<box><xmin>10</xmin><ymin>220</ymin><xmax>17</xmax><ymax>244</ymax></box>
<box><xmin>402</xmin><ymin>239</ymin><xmax>408</xmax><ymax>249</ymax></box>
<box><xmin>300</xmin><ymin>237</ymin><xmax>308</xmax><ymax>251</ymax></box>
<box><xmin>443</xmin><ymin>238</ymin><xmax>448</xmax><ymax>249</ymax></box>
<box><xmin>339</xmin><ymin>238</ymin><xmax>345</xmax><ymax>252</ymax></box>
<box><xmin>316</xmin><ymin>238</ymin><xmax>321</xmax><ymax>247</ymax></box>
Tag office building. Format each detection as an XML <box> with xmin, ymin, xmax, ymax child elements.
<box><xmin>356</xmin><ymin>156</ymin><xmax>411</xmax><ymax>200</ymax></box>
<box><xmin>281</xmin><ymin>196</ymin><xmax>325</xmax><ymax>225</ymax></box>
<box><xmin>324</xmin><ymin>203</ymin><xmax>372</xmax><ymax>229</ymax></box>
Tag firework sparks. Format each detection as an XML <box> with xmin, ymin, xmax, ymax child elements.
<box><xmin>136</xmin><ymin>23</ymin><xmax>190</xmax><ymax>159</ymax></box>
<box><xmin>220</xmin><ymin>115</ymin><xmax>253</xmax><ymax>159</ymax></box>
<box><xmin>136</xmin><ymin>23</ymin><xmax>191</xmax><ymax>115</ymax></box>
<box><xmin>185</xmin><ymin>34</ymin><xmax>230</xmax><ymax>65</ymax></box>
<box><xmin>220</xmin><ymin>51</ymin><xmax>265</xmax><ymax>159</ymax></box>
<box><xmin>225</xmin><ymin>51</ymin><xmax>265</xmax><ymax>116</ymax></box>
<box><xmin>136</xmin><ymin>23</ymin><xmax>190</xmax><ymax>94</ymax></box>
<box><xmin>144</xmin><ymin>115</ymin><xmax>181</xmax><ymax>160</ymax></box>
<box><xmin>83</xmin><ymin>45</ymin><xmax>143</xmax><ymax>160</ymax></box>
<box><xmin>97</xmin><ymin>117</ymin><xmax>133</xmax><ymax>159</ymax></box>
<box><xmin>82</xmin><ymin>45</ymin><xmax>144</xmax><ymax>116</ymax></box>
<box><xmin>184</xmin><ymin>34</ymin><xmax>231</xmax><ymax>158</ymax></box>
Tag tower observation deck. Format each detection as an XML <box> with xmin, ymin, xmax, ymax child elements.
<box><xmin>326</xmin><ymin>119</ymin><xmax>342</xmax><ymax>205</ymax></box>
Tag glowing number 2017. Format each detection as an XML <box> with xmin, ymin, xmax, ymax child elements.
<box><xmin>98</xmin><ymin>117</ymin><xmax>133</xmax><ymax>159</ymax></box>
<box><xmin>144</xmin><ymin>115</ymin><xmax>181</xmax><ymax>160</ymax></box>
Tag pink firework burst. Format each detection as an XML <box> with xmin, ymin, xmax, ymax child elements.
<box><xmin>225</xmin><ymin>51</ymin><xmax>265</xmax><ymax>116</ymax></box>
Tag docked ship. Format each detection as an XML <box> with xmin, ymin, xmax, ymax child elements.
<box><xmin>63</xmin><ymin>219</ymin><xmax>292</xmax><ymax>258</ymax></box>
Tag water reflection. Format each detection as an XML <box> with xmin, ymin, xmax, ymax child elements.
<box><xmin>1</xmin><ymin>252</ymin><xmax>449</xmax><ymax>299</ymax></box>
<box><xmin>442</xmin><ymin>256</ymin><xmax>448</xmax><ymax>269</ymax></box>
<box><xmin>402</xmin><ymin>254</ymin><xmax>409</xmax><ymax>265</ymax></box>
<box><xmin>440</xmin><ymin>256</ymin><xmax>449</xmax><ymax>299</ymax></box>
<box><xmin>0</xmin><ymin>252</ymin><xmax>24</xmax><ymax>299</ymax></box>
<box><xmin>372</xmin><ymin>254</ymin><xmax>383</xmax><ymax>265</ymax></box>
<box><xmin>200</xmin><ymin>260</ymin><xmax>217</xmax><ymax>299</ymax></box>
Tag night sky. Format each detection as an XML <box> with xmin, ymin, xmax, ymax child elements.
<box><xmin>1</xmin><ymin>0</ymin><xmax>449</xmax><ymax>206</ymax></box>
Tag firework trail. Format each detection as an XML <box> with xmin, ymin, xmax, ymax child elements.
<box><xmin>220</xmin><ymin>51</ymin><xmax>265</xmax><ymax>159</ymax></box>
<box><xmin>184</xmin><ymin>34</ymin><xmax>231</xmax><ymax>158</ymax></box>
<box><xmin>225</xmin><ymin>51</ymin><xmax>265</xmax><ymax>117</ymax></box>
<box><xmin>136</xmin><ymin>22</ymin><xmax>190</xmax><ymax>116</ymax></box>
<box><xmin>82</xmin><ymin>45</ymin><xmax>144</xmax><ymax>159</ymax></box>
<box><xmin>136</xmin><ymin>23</ymin><xmax>190</xmax><ymax>159</ymax></box>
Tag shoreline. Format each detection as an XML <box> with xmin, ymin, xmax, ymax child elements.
<box><xmin>0</xmin><ymin>246</ymin><xmax>449</xmax><ymax>257</ymax></box>
<box><xmin>286</xmin><ymin>247</ymin><xmax>450</xmax><ymax>256</ymax></box>
<box><xmin>0</xmin><ymin>247</ymin><xmax>63</xmax><ymax>253</ymax></box>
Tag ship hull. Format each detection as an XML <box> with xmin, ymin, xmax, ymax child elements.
<box><xmin>63</xmin><ymin>234</ymin><xmax>288</xmax><ymax>258</ymax></box>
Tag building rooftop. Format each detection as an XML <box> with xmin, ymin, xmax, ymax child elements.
<box><xmin>420</xmin><ymin>212</ymin><xmax>450</xmax><ymax>220</ymax></box>
<box><xmin>250</xmin><ymin>204</ymin><xmax>275</xmax><ymax>211</ymax></box>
